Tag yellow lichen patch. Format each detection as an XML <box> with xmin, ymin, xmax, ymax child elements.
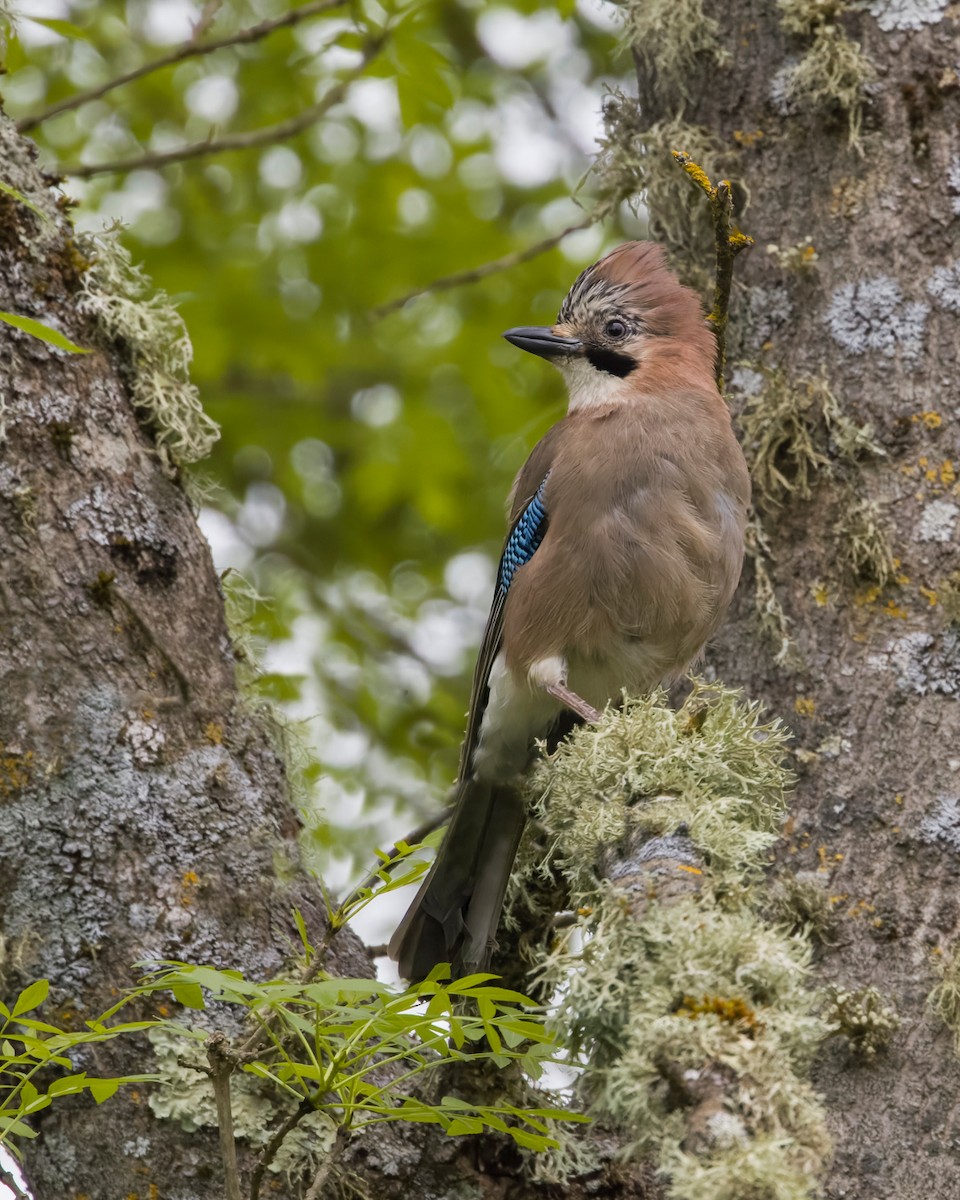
<box><xmin>733</xmin><ymin>128</ymin><xmax>765</xmax><ymax>147</ymax></box>
<box><xmin>204</xmin><ymin>721</ymin><xmax>224</xmax><ymax>745</ymax></box>
<box><xmin>672</xmin><ymin>148</ymin><xmax>713</xmax><ymax>195</ymax></box>
<box><xmin>882</xmin><ymin>600</ymin><xmax>908</xmax><ymax>619</ymax></box>
<box><xmin>794</xmin><ymin>697</ymin><xmax>816</xmax><ymax>717</ymax></box>
<box><xmin>810</xmin><ymin>580</ymin><xmax>830</xmax><ymax>607</ymax></box>
<box><xmin>180</xmin><ymin>870</ymin><xmax>200</xmax><ymax>907</ymax></box>
<box><xmin>0</xmin><ymin>746</ymin><xmax>34</xmax><ymax>797</ymax></box>
<box><xmin>676</xmin><ymin>993</ymin><xmax>765</xmax><ymax>1037</ymax></box>
<box><xmin>912</xmin><ymin>410</ymin><xmax>943</xmax><ymax>429</ymax></box>
<box><xmin>919</xmin><ymin>586</ymin><xmax>938</xmax><ymax>606</ymax></box>
<box><xmin>816</xmin><ymin>845</ymin><xmax>843</xmax><ymax>871</ymax></box>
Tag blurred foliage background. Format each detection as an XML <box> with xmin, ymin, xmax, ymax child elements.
<box><xmin>1</xmin><ymin>0</ymin><xmax>639</xmax><ymax>917</ymax></box>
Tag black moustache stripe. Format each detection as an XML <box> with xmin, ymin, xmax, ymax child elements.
<box><xmin>585</xmin><ymin>347</ymin><xmax>636</xmax><ymax>378</ymax></box>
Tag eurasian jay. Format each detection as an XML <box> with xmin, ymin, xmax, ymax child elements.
<box><xmin>390</xmin><ymin>241</ymin><xmax>750</xmax><ymax>982</ymax></box>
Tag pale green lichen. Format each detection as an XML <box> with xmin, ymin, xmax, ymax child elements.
<box><xmin>75</xmin><ymin>229</ymin><xmax>219</xmax><ymax>470</ymax></box>
<box><xmin>823</xmin><ymin>985</ymin><xmax>900</xmax><ymax>1058</ymax></box>
<box><xmin>745</xmin><ymin>518</ymin><xmax>802</xmax><ymax>669</ymax></box>
<box><xmin>513</xmin><ymin>686</ymin><xmax>832</xmax><ymax>1200</ymax></box>
<box><xmin>927</xmin><ymin>946</ymin><xmax>960</xmax><ymax>1051</ymax></box>
<box><xmin>838</xmin><ymin>498</ymin><xmax>897</xmax><ymax>587</ymax></box>
<box><xmin>524</xmin><ymin>683</ymin><xmax>791</xmax><ymax>898</ymax></box>
<box><xmin>778</xmin><ymin>0</ymin><xmax>876</xmax><ymax>145</ymax></box>
<box><xmin>738</xmin><ymin>367</ymin><xmax>883</xmax><ymax>510</ymax></box>
<box><xmin>592</xmin><ymin>100</ymin><xmax>729</xmax><ymax>291</ymax></box>
<box><xmin>622</xmin><ymin>0</ymin><xmax>728</xmax><ymax>97</ymax></box>
<box><xmin>147</xmin><ymin>1026</ymin><xmax>336</xmax><ymax>1175</ymax></box>
<box><xmin>766</xmin><ymin>871</ymin><xmax>837</xmax><ymax>942</ymax></box>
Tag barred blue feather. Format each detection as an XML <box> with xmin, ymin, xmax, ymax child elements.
<box><xmin>498</xmin><ymin>473</ymin><xmax>549</xmax><ymax>595</ymax></box>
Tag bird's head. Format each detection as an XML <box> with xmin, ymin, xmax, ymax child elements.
<box><xmin>503</xmin><ymin>241</ymin><xmax>717</xmax><ymax>411</ymax></box>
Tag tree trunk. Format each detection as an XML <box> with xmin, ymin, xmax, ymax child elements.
<box><xmin>0</xmin><ymin>117</ymin><xmax>372</xmax><ymax>1197</ymax></box>
<box><xmin>626</xmin><ymin>4</ymin><xmax>960</xmax><ymax>1197</ymax></box>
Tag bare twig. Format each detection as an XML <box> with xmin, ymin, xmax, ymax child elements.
<box><xmin>206</xmin><ymin>1032</ymin><xmax>242</xmax><ymax>1200</ymax></box>
<box><xmin>0</xmin><ymin>1165</ymin><xmax>29</xmax><ymax>1200</ymax></box>
<box><xmin>192</xmin><ymin>0</ymin><xmax>225</xmax><ymax>41</ymax></box>
<box><xmin>251</xmin><ymin>1099</ymin><xmax>314</xmax><ymax>1200</ymax></box>
<box><xmin>305</xmin><ymin>1125</ymin><xmax>350</xmax><ymax>1200</ymax></box>
<box><xmin>672</xmin><ymin>150</ymin><xmax>753</xmax><ymax>391</ymax></box>
<box><xmin>369</xmin><ymin>213</ymin><xmax>603</xmax><ymax>319</ymax></box>
<box><xmin>55</xmin><ymin>38</ymin><xmax>381</xmax><ymax>178</ymax></box>
<box><xmin>17</xmin><ymin>0</ymin><xmax>349</xmax><ymax>133</ymax></box>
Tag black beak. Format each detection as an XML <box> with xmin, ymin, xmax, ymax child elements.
<box><xmin>502</xmin><ymin>326</ymin><xmax>583</xmax><ymax>361</ymax></box>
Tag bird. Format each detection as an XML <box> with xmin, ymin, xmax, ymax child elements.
<box><xmin>389</xmin><ymin>241</ymin><xmax>750</xmax><ymax>983</ymax></box>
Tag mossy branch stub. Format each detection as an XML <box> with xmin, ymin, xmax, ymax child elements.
<box><xmin>672</xmin><ymin>150</ymin><xmax>753</xmax><ymax>391</ymax></box>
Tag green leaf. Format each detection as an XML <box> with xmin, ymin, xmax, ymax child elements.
<box><xmin>12</xmin><ymin>980</ymin><xmax>49</xmax><ymax>1017</ymax></box>
<box><xmin>445</xmin><ymin>1116</ymin><xmax>484</xmax><ymax>1136</ymax></box>
<box><xmin>47</xmin><ymin>1073</ymin><xmax>88</xmax><ymax>1097</ymax></box>
<box><xmin>171</xmin><ymin>983</ymin><xmax>205</xmax><ymax>1011</ymax></box>
<box><xmin>447</xmin><ymin>973</ymin><xmax>499</xmax><ymax>992</ymax></box>
<box><xmin>27</xmin><ymin>16</ymin><xmax>92</xmax><ymax>40</ymax></box>
<box><xmin>0</xmin><ymin>1117</ymin><xmax>38</xmax><ymax>1141</ymax></box>
<box><xmin>88</xmin><ymin>1078</ymin><xmax>121</xmax><ymax>1103</ymax></box>
<box><xmin>0</xmin><ymin>312</ymin><xmax>90</xmax><ymax>354</ymax></box>
<box><xmin>508</xmin><ymin>1128</ymin><xmax>558</xmax><ymax>1152</ymax></box>
<box><xmin>292</xmin><ymin>908</ymin><xmax>314</xmax><ymax>956</ymax></box>
<box><xmin>424</xmin><ymin>989</ymin><xmax>451</xmax><ymax>1019</ymax></box>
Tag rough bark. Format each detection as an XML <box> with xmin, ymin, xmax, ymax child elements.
<box><xmin>629</xmin><ymin>5</ymin><xmax>960</xmax><ymax>1197</ymax></box>
<box><xmin>0</xmin><ymin>117</ymin><xmax>371</xmax><ymax>1197</ymax></box>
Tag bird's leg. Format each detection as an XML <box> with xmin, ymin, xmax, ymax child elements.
<box><xmin>528</xmin><ymin>658</ymin><xmax>602</xmax><ymax>723</ymax></box>
<box><xmin>545</xmin><ymin>682</ymin><xmax>601</xmax><ymax>723</ymax></box>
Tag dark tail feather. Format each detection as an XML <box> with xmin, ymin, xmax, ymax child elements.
<box><xmin>389</xmin><ymin>778</ymin><xmax>526</xmax><ymax>982</ymax></box>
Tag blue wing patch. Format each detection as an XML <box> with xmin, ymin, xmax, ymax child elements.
<box><xmin>498</xmin><ymin>473</ymin><xmax>549</xmax><ymax>595</ymax></box>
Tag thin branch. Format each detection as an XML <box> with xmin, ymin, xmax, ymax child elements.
<box><xmin>192</xmin><ymin>0</ymin><xmax>226</xmax><ymax>41</ymax></box>
<box><xmin>333</xmin><ymin>807</ymin><xmax>451</xmax><ymax>922</ymax></box>
<box><xmin>55</xmin><ymin>38</ymin><xmax>382</xmax><ymax>178</ymax></box>
<box><xmin>206</xmin><ymin>1032</ymin><xmax>242</xmax><ymax>1200</ymax></box>
<box><xmin>304</xmin><ymin>1124</ymin><xmax>350</xmax><ymax>1200</ymax></box>
<box><xmin>17</xmin><ymin>0</ymin><xmax>349</xmax><ymax>133</ymax></box>
<box><xmin>369</xmin><ymin>212</ymin><xmax>603</xmax><ymax>319</ymax></box>
<box><xmin>672</xmin><ymin>150</ymin><xmax>753</xmax><ymax>391</ymax></box>
<box><xmin>250</xmin><ymin>1099</ymin><xmax>314</xmax><ymax>1200</ymax></box>
<box><xmin>0</xmin><ymin>1165</ymin><xmax>29</xmax><ymax>1200</ymax></box>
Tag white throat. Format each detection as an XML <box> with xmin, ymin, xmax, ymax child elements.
<box><xmin>558</xmin><ymin>358</ymin><xmax>631</xmax><ymax>412</ymax></box>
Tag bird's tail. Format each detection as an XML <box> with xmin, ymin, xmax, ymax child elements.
<box><xmin>389</xmin><ymin>777</ymin><xmax>526</xmax><ymax>983</ymax></box>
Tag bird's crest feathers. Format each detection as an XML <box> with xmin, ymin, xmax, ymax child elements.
<box><xmin>559</xmin><ymin>240</ymin><xmax>714</xmax><ymax>362</ymax></box>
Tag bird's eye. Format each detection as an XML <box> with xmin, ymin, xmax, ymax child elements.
<box><xmin>605</xmin><ymin>319</ymin><xmax>627</xmax><ymax>339</ymax></box>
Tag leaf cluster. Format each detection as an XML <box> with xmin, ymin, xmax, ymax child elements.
<box><xmin>0</xmin><ymin>979</ymin><xmax>157</xmax><ymax>1157</ymax></box>
<box><xmin>141</xmin><ymin>959</ymin><xmax>584</xmax><ymax>1176</ymax></box>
